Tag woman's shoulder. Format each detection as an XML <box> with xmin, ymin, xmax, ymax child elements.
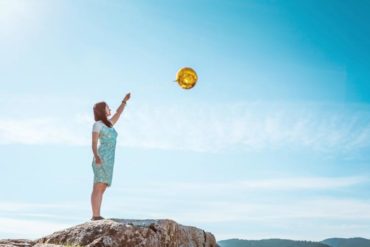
<box><xmin>92</xmin><ymin>120</ymin><xmax>105</xmax><ymax>133</ymax></box>
<box><xmin>93</xmin><ymin>120</ymin><xmax>114</xmax><ymax>128</ymax></box>
<box><xmin>93</xmin><ymin>120</ymin><xmax>104</xmax><ymax>125</ymax></box>
<box><xmin>93</xmin><ymin>120</ymin><xmax>112</xmax><ymax>128</ymax></box>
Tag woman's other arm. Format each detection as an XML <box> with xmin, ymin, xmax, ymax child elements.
<box><xmin>92</xmin><ymin>132</ymin><xmax>102</xmax><ymax>164</ymax></box>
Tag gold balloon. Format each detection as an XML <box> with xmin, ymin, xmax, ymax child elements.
<box><xmin>175</xmin><ymin>67</ymin><xmax>198</xmax><ymax>89</ymax></box>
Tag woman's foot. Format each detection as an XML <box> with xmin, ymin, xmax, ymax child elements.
<box><xmin>91</xmin><ymin>216</ymin><xmax>105</xmax><ymax>221</ymax></box>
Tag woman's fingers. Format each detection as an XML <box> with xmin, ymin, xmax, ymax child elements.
<box><xmin>95</xmin><ymin>156</ymin><xmax>102</xmax><ymax>165</ymax></box>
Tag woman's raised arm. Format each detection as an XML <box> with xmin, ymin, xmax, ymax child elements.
<box><xmin>109</xmin><ymin>92</ymin><xmax>131</xmax><ymax>125</ymax></box>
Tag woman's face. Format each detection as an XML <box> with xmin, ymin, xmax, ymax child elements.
<box><xmin>105</xmin><ymin>105</ymin><xmax>111</xmax><ymax>116</ymax></box>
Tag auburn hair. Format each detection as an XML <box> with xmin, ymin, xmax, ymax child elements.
<box><xmin>93</xmin><ymin>101</ymin><xmax>113</xmax><ymax>128</ymax></box>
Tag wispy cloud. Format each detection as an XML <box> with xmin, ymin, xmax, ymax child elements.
<box><xmin>173</xmin><ymin>198</ymin><xmax>370</xmax><ymax>222</ymax></box>
<box><xmin>113</xmin><ymin>176</ymin><xmax>368</xmax><ymax>196</ymax></box>
<box><xmin>0</xmin><ymin>201</ymin><xmax>78</xmax><ymax>212</ymax></box>
<box><xmin>105</xmin><ymin>176</ymin><xmax>370</xmax><ymax>224</ymax></box>
<box><xmin>0</xmin><ymin>217</ymin><xmax>70</xmax><ymax>239</ymax></box>
<box><xmin>0</xmin><ymin>94</ymin><xmax>369</xmax><ymax>154</ymax></box>
<box><xmin>1</xmin><ymin>190</ymin><xmax>370</xmax><ymax>240</ymax></box>
<box><xmin>104</xmin><ymin>194</ymin><xmax>370</xmax><ymax>240</ymax></box>
<box><xmin>0</xmin><ymin>201</ymin><xmax>88</xmax><ymax>238</ymax></box>
<box><xmin>0</xmin><ymin>117</ymin><xmax>87</xmax><ymax>145</ymax></box>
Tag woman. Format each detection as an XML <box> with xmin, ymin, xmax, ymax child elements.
<box><xmin>90</xmin><ymin>92</ymin><xmax>131</xmax><ymax>221</ymax></box>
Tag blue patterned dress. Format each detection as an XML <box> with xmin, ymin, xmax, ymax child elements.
<box><xmin>91</xmin><ymin>120</ymin><xmax>118</xmax><ymax>187</ymax></box>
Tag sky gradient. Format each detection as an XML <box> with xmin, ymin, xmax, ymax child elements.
<box><xmin>0</xmin><ymin>0</ymin><xmax>370</xmax><ymax>241</ymax></box>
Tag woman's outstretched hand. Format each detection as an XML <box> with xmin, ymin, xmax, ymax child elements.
<box><xmin>123</xmin><ymin>92</ymin><xmax>131</xmax><ymax>102</ymax></box>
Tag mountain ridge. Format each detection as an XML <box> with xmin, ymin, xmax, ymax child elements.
<box><xmin>217</xmin><ymin>237</ymin><xmax>370</xmax><ymax>247</ymax></box>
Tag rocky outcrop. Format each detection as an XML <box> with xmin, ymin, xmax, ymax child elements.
<box><xmin>0</xmin><ymin>239</ymin><xmax>34</xmax><ymax>247</ymax></box>
<box><xmin>0</xmin><ymin>218</ymin><xmax>217</xmax><ymax>247</ymax></box>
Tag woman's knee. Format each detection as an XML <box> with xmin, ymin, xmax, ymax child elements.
<box><xmin>94</xmin><ymin>183</ymin><xmax>107</xmax><ymax>193</ymax></box>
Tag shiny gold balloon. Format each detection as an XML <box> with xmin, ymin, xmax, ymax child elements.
<box><xmin>175</xmin><ymin>67</ymin><xmax>198</xmax><ymax>89</ymax></box>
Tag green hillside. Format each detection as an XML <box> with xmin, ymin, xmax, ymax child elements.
<box><xmin>321</xmin><ymin>238</ymin><xmax>370</xmax><ymax>247</ymax></box>
<box><xmin>217</xmin><ymin>238</ymin><xmax>330</xmax><ymax>247</ymax></box>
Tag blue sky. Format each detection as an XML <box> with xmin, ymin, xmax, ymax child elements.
<box><xmin>0</xmin><ymin>0</ymin><xmax>370</xmax><ymax>241</ymax></box>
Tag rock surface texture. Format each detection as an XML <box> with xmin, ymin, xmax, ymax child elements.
<box><xmin>0</xmin><ymin>218</ymin><xmax>217</xmax><ymax>247</ymax></box>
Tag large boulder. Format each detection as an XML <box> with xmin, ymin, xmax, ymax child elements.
<box><xmin>1</xmin><ymin>218</ymin><xmax>217</xmax><ymax>247</ymax></box>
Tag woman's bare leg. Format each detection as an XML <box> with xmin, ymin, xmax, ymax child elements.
<box><xmin>91</xmin><ymin>182</ymin><xmax>107</xmax><ymax>217</ymax></box>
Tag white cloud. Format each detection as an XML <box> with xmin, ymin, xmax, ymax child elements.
<box><xmin>113</xmin><ymin>176</ymin><xmax>367</xmax><ymax>195</ymax></box>
<box><xmin>1</xmin><ymin>191</ymin><xmax>370</xmax><ymax>240</ymax></box>
<box><xmin>0</xmin><ymin>117</ymin><xmax>87</xmax><ymax>145</ymax></box>
<box><xmin>0</xmin><ymin>217</ymin><xmax>70</xmax><ymax>239</ymax></box>
<box><xmin>181</xmin><ymin>198</ymin><xmax>370</xmax><ymax>222</ymax></box>
<box><xmin>103</xmin><ymin>195</ymin><xmax>370</xmax><ymax>240</ymax></box>
<box><xmin>0</xmin><ymin>201</ymin><xmax>78</xmax><ymax>212</ymax></box>
<box><xmin>0</xmin><ymin>201</ymin><xmax>88</xmax><ymax>238</ymax></box>
<box><xmin>100</xmin><ymin>193</ymin><xmax>370</xmax><ymax>240</ymax></box>
<box><xmin>0</xmin><ymin>94</ymin><xmax>369</xmax><ymax>154</ymax></box>
<box><xmin>106</xmin><ymin>176</ymin><xmax>370</xmax><ymax>222</ymax></box>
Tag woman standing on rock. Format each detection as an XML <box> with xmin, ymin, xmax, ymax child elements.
<box><xmin>90</xmin><ymin>92</ymin><xmax>131</xmax><ymax>221</ymax></box>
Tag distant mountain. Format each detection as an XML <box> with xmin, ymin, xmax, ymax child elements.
<box><xmin>321</xmin><ymin>238</ymin><xmax>370</xmax><ymax>247</ymax></box>
<box><xmin>217</xmin><ymin>238</ymin><xmax>330</xmax><ymax>247</ymax></box>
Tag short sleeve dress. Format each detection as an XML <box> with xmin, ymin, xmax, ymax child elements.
<box><xmin>91</xmin><ymin>120</ymin><xmax>118</xmax><ymax>187</ymax></box>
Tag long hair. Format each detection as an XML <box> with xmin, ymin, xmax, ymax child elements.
<box><xmin>93</xmin><ymin>101</ymin><xmax>113</xmax><ymax>128</ymax></box>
